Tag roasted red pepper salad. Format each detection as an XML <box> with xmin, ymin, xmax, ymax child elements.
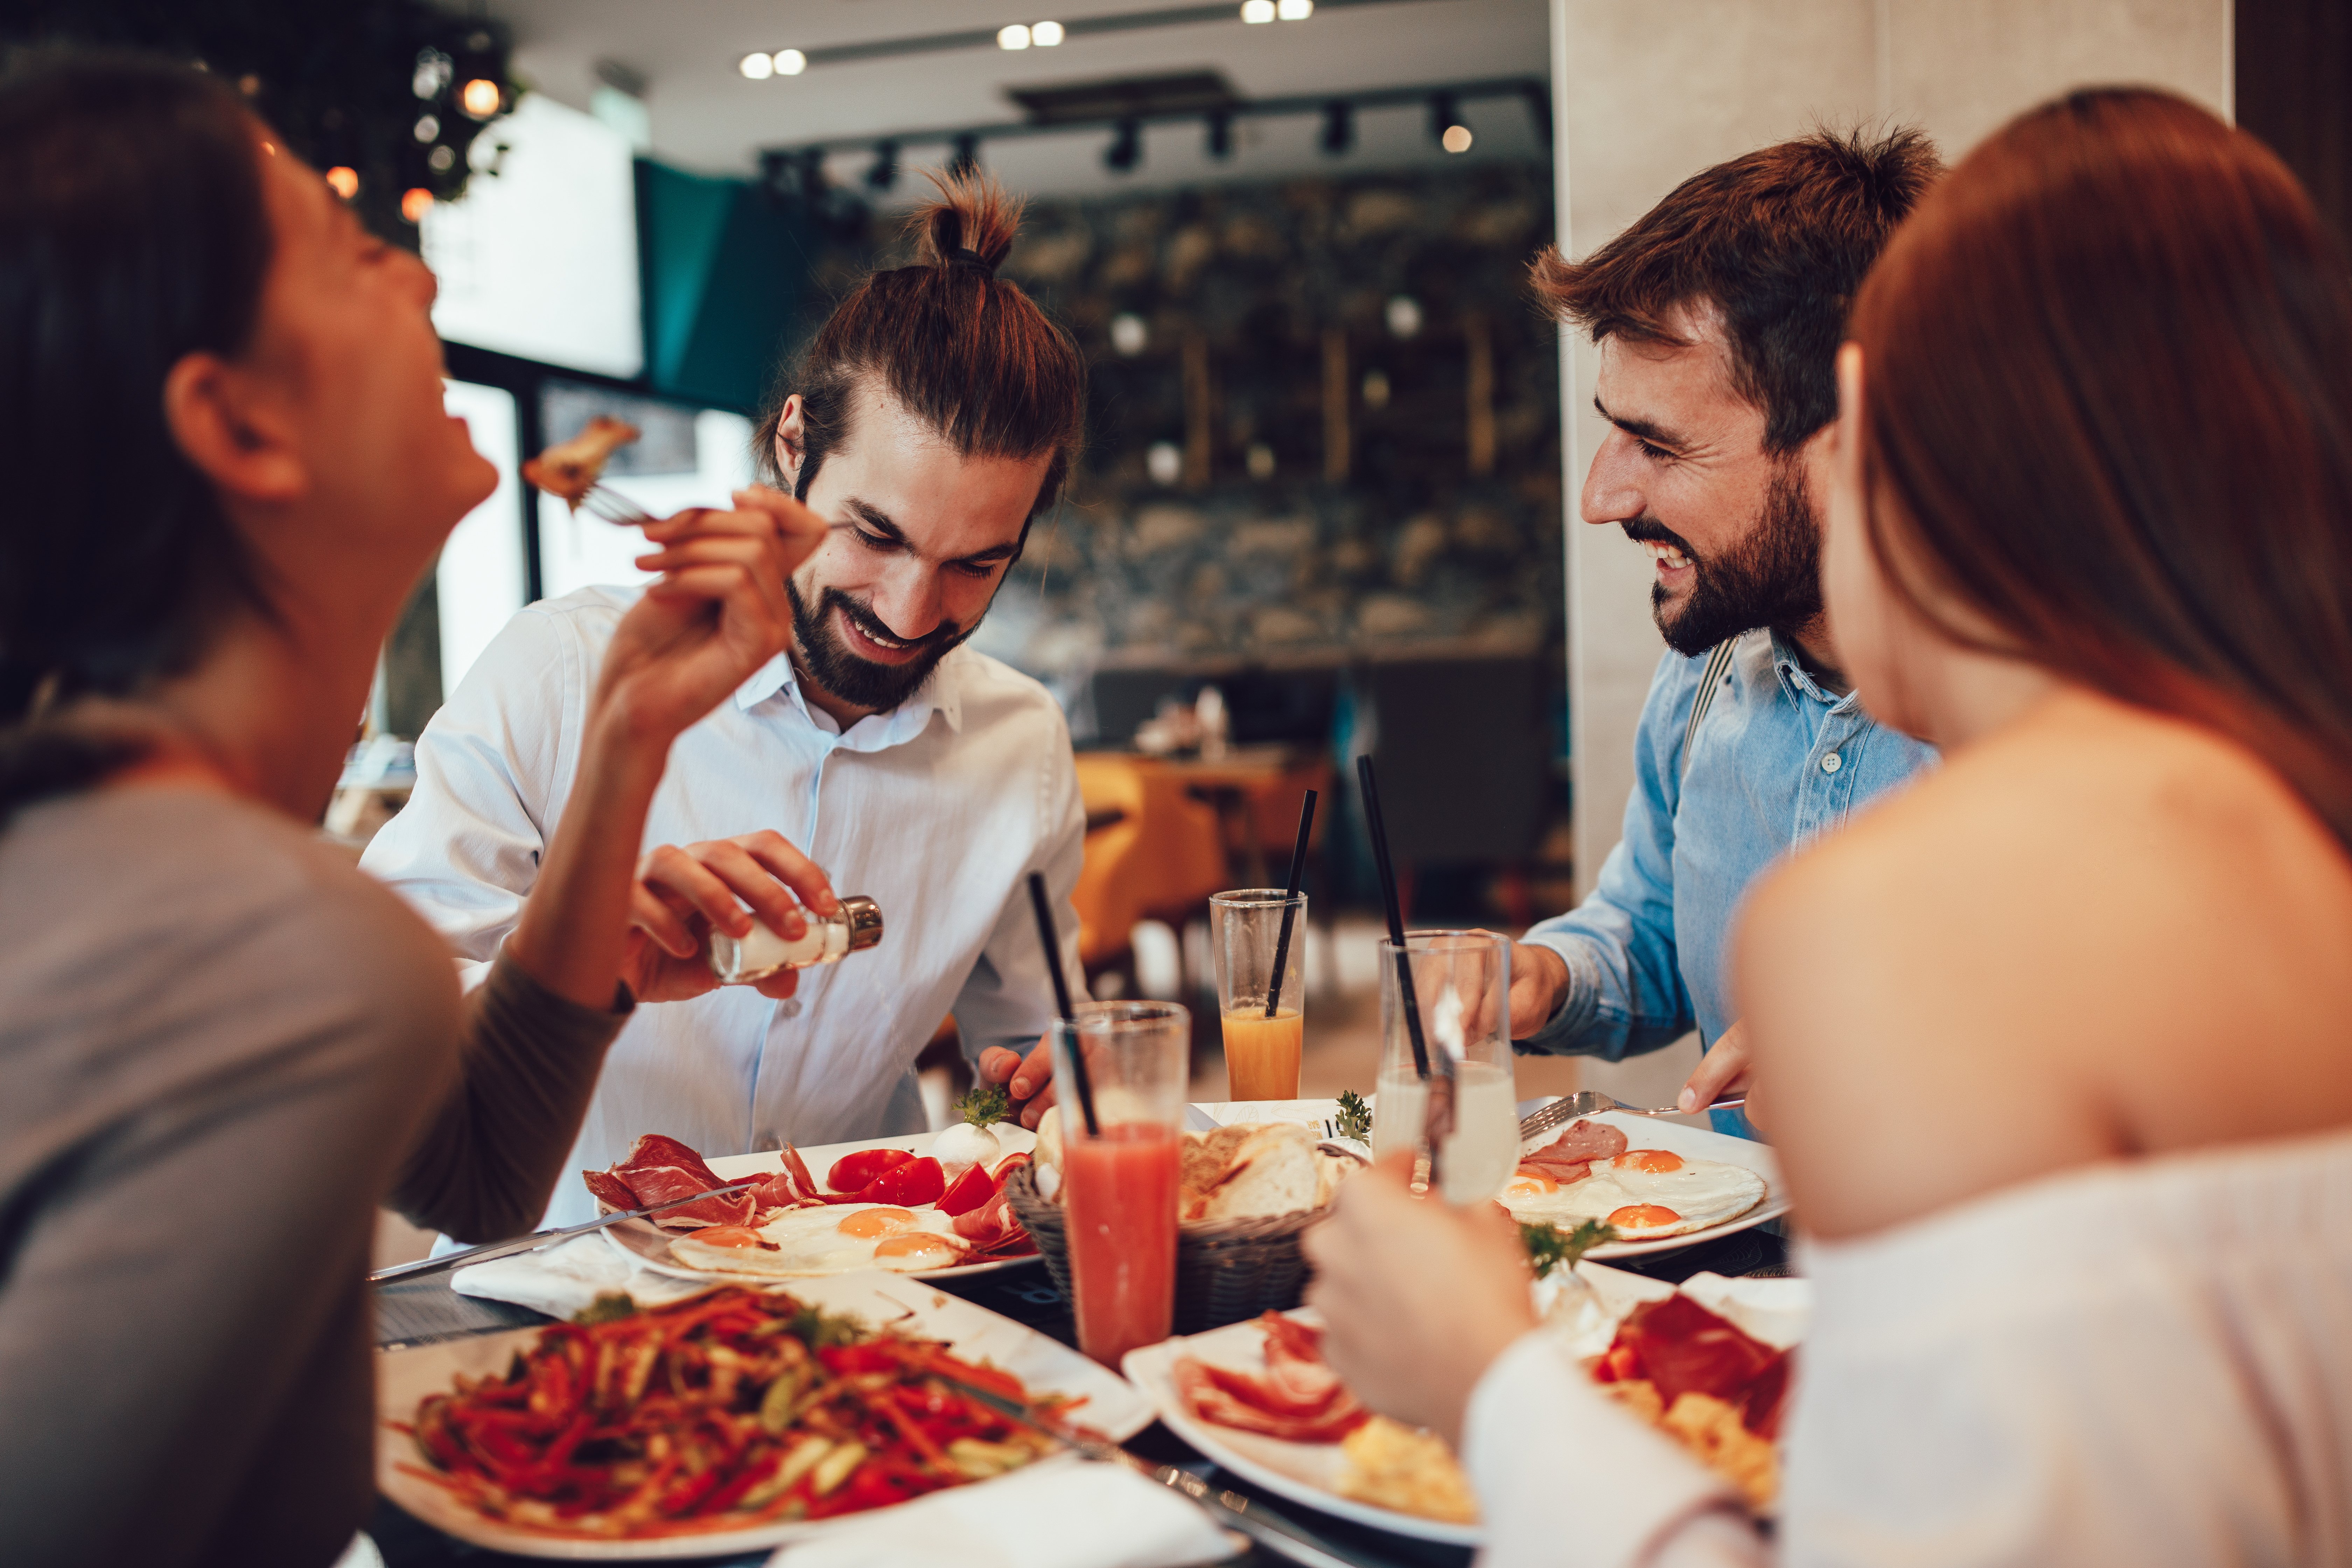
<box><xmin>396</xmin><ymin>1287</ymin><xmax>1074</xmax><ymax>1538</ymax></box>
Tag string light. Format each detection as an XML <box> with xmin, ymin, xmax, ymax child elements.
<box><xmin>400</xmin><ymin>188</ymin><xmax>434</xmax><ymax>224</ymax></box>
<box><xmin>459</xmin><ymin>77</ymin><xmax>500</xmax><ymax>117</ymax></box>
<box><xmin>325</xmin><ymin>166</ymin><xmax>359</xmax><ymax>199</ymax></box>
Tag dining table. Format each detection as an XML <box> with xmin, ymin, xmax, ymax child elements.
<box><xmin>368</xmin><ymin>1137</ymin><xmax>1792</xmax><ymax>1568</ymax></box>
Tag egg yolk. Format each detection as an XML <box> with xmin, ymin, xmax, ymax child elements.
<box><xmin>693</xmin><ymin>1225</ymin><xmax>770</xmax><ymax>1249</ymax></box>
<box><xmin>873</xmin><ymin>1232</ymin><xmax>956</xmax><ymax>1261</ymax></box>
<box><xmin>837</xmin><ymin>1206</ymin><xmax>918</xmax><ymax>1238</ymax></box>
<box><xmin>1606</xmin><ymin>1204</ymin><xmax>1682</xmax><ymax>1229</ymax></box>
<box><xmin>1614</xmin><ymin>1149</ymin><xmax>1684</xmax><ymax>1174</ymax></box>
<box><xmin>1503</xmin><ymin>1170</ymin><xmax>1558</xmax><ymax>1198</ymax></box>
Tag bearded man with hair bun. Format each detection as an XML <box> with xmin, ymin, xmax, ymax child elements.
<box><xmin>368</xmin><ymin>173</ymin><xmax>1094</xmax><ymax>1225</ymax></box>
<box><xmin>1507</xmin><ymin>128</ymin><xmax>1945</xmax><ymax>1133</ymax></box>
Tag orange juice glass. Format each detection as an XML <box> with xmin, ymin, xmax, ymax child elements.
<box><xmin>1051</xmin><ymin>1003</ymin><xmax>1189</xmax><ymax>1367</ymax></box>
<box><xmin>1209</xmin><ymin>889</ymin><xmax>1309</xmax><ymax>1100</ymax></box>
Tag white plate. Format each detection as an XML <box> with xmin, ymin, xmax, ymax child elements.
<box><xmin>1520</xmin><ymin>1108</ymin><xmax>1788</xmax><ymax>1260</ymax></box>
<box><xmin>600</xmin><ymin>1129</ymin><xmax>1044</xmax><ymax>1286</ymax></box>
<box><xmin>1124</xmin><ymin>1270</ymin><xmax>1812</xmax><ymax>1548</ymax></box>
<box><xmin>378</xmin><ymin>1269</ymin><xmax>1150</xmax><ymax>1561</ymax></box>
<box><xmin>1122</xmin><ymin>1308</ymin><xmax>1481</xmax><ymax>1548</ymax></box>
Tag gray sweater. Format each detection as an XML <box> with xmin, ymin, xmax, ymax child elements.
<box><xmin>0</xmin><ymin>786</ymin><xmax>628</xmax><ymax>1567</ymax></box>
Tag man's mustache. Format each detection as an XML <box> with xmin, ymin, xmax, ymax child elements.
<box><xmin>826</xmin><ymin>588</ymin><xmax>963</xmax><ymax>655</ymax></box>
<box><xmin>1620</xmin><ymin>515</ymin><xmax>1701</xmax><ymax>563</ymax></box>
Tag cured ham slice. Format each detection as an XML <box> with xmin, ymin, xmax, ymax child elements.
<box><xmin>586</xmin><ymin>1134</ymin><xmax>755</xmax><ymax>1230</ymax></box>
<box><xmin>1174</xmin><ymin>1313</ymin><xmax>1370</xmax><ymax>1443</ymax></box>
<box><xmin>948</xmin><ymin>1188</ymin><xmax>1035</xmax><ymax>1256</ymax></box>
<box><xmin>1596</xmin><ymin>1293</ymin><xmax>1791</xmax><ymax>1437</ymax></box>
<box><xmin>1519</xmin><ymin>1118</ymin><xmax>1630</xmax><ymax>1184</ymax></box>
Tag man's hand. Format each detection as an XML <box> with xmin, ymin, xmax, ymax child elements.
<box><xmin>591</xmin><ymin>488</ymin><xmax>825</xmax><ymax>750</ymax></box>
<box><xmin>1300</xmin><ymin>1152</ymin><xmax>1537</xmax><ymax>1446</ymax></box>
<box><xmin>1507</xmin><ymin>941</ymin><xmax>1571</xmax><ymax>1041</ymax></box>
<box><xmin>975</xmin><ymin>1034</ymin><xmax>1059</xmax><ymax>1129</ymax></box>
<box><xmin>1677</xmin><ymin>1017</ymin><xmax>1760</xmax><ymax>1127</ymax></box>
<box><xmin>622</xmin><ymin>830</ymin><xmax>840</xmax><ymax>1003</ymax></box>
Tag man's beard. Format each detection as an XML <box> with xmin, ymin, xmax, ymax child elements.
<box><xmin>1627</xmin><ymin>466</ymin><xmax>1822</xmax><ymax>657</ymax></box>
<box><xmin>787</xmin><ymin>580</ymin><xmax>975</xmax><ymax>713</ymax></box>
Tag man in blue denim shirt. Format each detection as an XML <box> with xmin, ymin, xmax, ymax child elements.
<box><xmin>1508</xmin><ymin>130</ymin><xmax>1944</xmax><ymax>1135</ymax></box>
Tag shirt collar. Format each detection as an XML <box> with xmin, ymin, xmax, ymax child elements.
<box><xmin>1767</xmin><ymin>631</ymin><xmax>1858</xmax><ymax>711</ymax></box>
<box><xmin>731</xmin><ymin>648</ymin><xmax>968</xmax><ymax>743</ymax></box>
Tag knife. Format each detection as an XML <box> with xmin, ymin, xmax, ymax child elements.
<box><xmin>940</xmin><ymin>1373</ymin><xmax>1374</xmax><ymax>1568</ymax></box>
<box><xmin>368</xmin><ymin>1179</ymin><xmax>760</xmax><ymax>1286</ymax></box>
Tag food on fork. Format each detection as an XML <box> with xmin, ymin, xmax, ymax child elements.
<box><xmin>394</xmin><ymin>1286</ymin><xmax>1065</xmax><ymax>1538</ymax></box>
<box><xmin>521</xmin><ymin>414</ymin><xmax>640</xmax><ymax>507</ymax></box>
<box><xmin>1498</xmin><ymin>1120</ymin><xmax>1765</xmax><ymax>1240</ymax></box>
<box><xmin>584</xmin><ymin>1133</ymin><xmax>1034</xmax><ymax>1276</ymax></box>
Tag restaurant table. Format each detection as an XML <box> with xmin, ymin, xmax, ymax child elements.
<box><xmin>371</xmin><ymin>1210</ymin><xmax>1789</xmax><ymax>1568</ymax></box>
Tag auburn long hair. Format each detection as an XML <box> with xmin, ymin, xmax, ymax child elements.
<box><xmin>755</xmin><ymin>171</ymin><xmax>1085</xmax><ymax>532</ymax></box>
<box><xmin>1850</xmin><ymin>88</ymin><xmax>2352</xmax><ymax>853</ymax></box>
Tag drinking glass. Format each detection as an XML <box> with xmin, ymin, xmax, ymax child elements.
<box><xmin>1371</xmin><ymin>931</ymin><xmax>1517</xmax><ymax>1205</ymax></box>
<box><xmin>1051</xmin><ymin>1001</ymin><xmax>1190</xmax><ymax>1367</ymax></box>
<box><xmin>1208</xmin><ymin>889</ymin><xmax>1308</xmax><ymax>1101</ymax></box>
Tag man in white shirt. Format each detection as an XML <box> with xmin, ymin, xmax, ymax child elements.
<box><xmin>364</xmin><ymin>182</ymin><xmax>1090</xmax><ymax>1223</ymax></box>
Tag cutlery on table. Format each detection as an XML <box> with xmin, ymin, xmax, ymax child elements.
<box><xmin>1518</xmin><ymin>1090</ymin><xmax>1748</xmax><ymax>1144</ymax></box>
<box><xmin>941</xmin><ymin>1374</ymin><xmax>1373</xmax><ymax>1568</ymax></box>
<box><xmin>368</xmin><ymin>1180</ymin><xmax>759</xmax><ymax>1286</ymax></box>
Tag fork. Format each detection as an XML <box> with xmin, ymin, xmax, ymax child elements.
<box><xmin>1518</xmin><ymin>1089</ymin><xmax>1747</xmax><ymax>1143</ymax></box>
<box><xmin>577</xmin><ymin>482</ymin><xmax>657</xmax><ymax>528</ymax></box>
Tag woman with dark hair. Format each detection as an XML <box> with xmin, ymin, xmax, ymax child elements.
<box><xmin>1302</xmin><ymin>88</ymin><xmax>2352</xmax><ymax>1564</ymax></box>
<box><xmin>0</xmin><ymin>56</ymin><xmax>820</xmax><ymax>1566</ymax></box>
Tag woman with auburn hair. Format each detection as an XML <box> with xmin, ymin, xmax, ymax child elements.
<box><xmin>1304</xmin><ymin>87</ymin><xmax>2352</xmax><ymax>1564</ymax></box>
<box><xmin>0</xmin><ymin>55</ymin><xmax>821</xmax><ymax>1566</ymax></box>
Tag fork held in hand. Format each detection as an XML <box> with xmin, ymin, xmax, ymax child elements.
<box><xmin>1517</xmin><ymin>1088</ymin><xmax>1748</xmax><ymax>1144</ymax></box>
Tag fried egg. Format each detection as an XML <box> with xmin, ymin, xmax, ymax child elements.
<box><xmin>667</xmin><ymin>1203</ymin><xmax>969</xmax><ymax>1276</ymax></box>
<box><xmin>1500</xmin><ymin>1148</ymin><xmax>1765</xmax><ymax>1240</ymax></box>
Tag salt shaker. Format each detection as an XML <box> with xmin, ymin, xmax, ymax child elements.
<box><xmin>708</xmin><ymin>895</ymin><xmax>884</xmax><ymax>985</ymax></box>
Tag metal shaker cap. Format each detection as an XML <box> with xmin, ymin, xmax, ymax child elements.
<box><xmin>840</xmin><ymin>894</ymin><xmax>884</xmax><ymax>952</ymax></box>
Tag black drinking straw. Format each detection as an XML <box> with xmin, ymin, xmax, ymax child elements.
<box><xmin>1026</xmin><ymin>870</ymin><xmax>1099</xmax><ymax>1135</ymax></box>
<box><xmin>1262</xmin><ymin>789</ymin><xmax>1318</xmax><ymax>1020</ymax></box>
<box><xmin>1355</xmin><ymin>755</ymin><xmax>1431</xmax><ymax>1080</ymax></box>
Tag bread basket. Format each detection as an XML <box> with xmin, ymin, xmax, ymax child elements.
<box><xmin>1002</xmin><ymin>1161</ymin><xmax>1327</xmax><ymax>1334</ymax></box>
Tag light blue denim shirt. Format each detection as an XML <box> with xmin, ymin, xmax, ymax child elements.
<box><xmin>1522</xmin><ymin>629</ymin><xmax>1936</xmax><ymax>1136</ymax></box>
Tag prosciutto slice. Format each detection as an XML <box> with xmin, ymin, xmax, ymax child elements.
<box><xmin>1175</xmin><ymin>1313</ymin><xmax>1370</xmax><ymax>1443</ymax></box>
<box><xmin>746</xmin><ymin>1144</ymin><xmax>827</xmax><ymax>1221</ymax></box>
<box><xmin>1600</xmin><ymin>1292</ymin><xmax>1792</xmax><ymax>1437</ymax></box>
<box><xmin>585</xmin><ymin>1134</ymin><xmax>756</xmax><ymax>1230</ymax></box>
<box><xmin>1518</xmin><ymin>1118</ymin><xmax>1630</xmax><ymax>1184</ymax></box>
<box><xmin>948</xmin><ymin>1187</ymin><xmax>1036</xmax><ymax>1256</ymax></box>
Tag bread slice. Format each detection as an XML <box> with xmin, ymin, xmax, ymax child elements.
<box><xmin>1199</xmin><ymin>1123</ymin><xmax>1322</xmax><ymax>1223</ymax></box>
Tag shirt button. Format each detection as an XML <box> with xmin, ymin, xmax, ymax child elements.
<box><xmin>778</xmin><ymin>999</ymin><xmax>804</xmax><ymax>1019</ymax></box>
<box><xmin>1821</xmin><ymin>752</ymin><xmax>1843</xmax><ymax>774</ymax></box>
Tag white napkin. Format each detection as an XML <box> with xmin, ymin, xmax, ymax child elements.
<box><xmin>451</xmin><ymin>1233</ymin><xmax>712</xmax><ymax>1318</ymax></box>
<box><xmin>766</xmin><ymin>1461</ymin><xmax>1236</xmax><ymax>1568</ymax></box>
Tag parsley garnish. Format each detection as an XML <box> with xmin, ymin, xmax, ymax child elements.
<box><xmin>955</xmin><ymin>1083</ymin><xmax>1011</xmax><ymax>1129</ymax></box>
<box><xmin>571</xmin><ymin>1292</ymin><xmax>639</xmax><ymax>1326</ymax></box>
<box><xmin>1520</xmin><ymin>1219</ymin><xmax>1618</xmax><ymax>1280</ymax></box>
<box><xmin>1334</xmin><ymin>1089</ymin><xmax>1372</xmax><ymax>1142</ymax></box>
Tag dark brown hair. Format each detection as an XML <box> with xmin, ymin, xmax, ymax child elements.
<box><xmin>755</xmin><ymin>171</ymin><xmax>1085</xmax><ymax>541</ymax></box>
<box><xmin>0</xmin><ymin>53</ymin><xmax>274</xmax><ymax>818</ymax></box>
<box><xmin>1534</xmin><ymin>127</ymin><xmax>1942</xmax><ymax>452</ymax></box>
<box><xmin>1851</xmin><ymin>87</ymin><xmax>2352</xmax><ymax>850</ymax></box>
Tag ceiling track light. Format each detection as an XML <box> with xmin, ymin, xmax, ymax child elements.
<box><xmin>1104</xmin><ymin>117</ymin><xmax>1142</xmax><ymax>173</ymax></box>
<box><xmin>1205</xmin><ymin>108</ymin><xmax>1233</xmax><ymax>160</ymax></box>
<box><xmin>1320</xmin><ymin>99</ymin><xmax>1353</xmax><ymax>157</ymax></box>
<box><xmin>867</xmin><ymin>140</ymin><xmax>899</xmax><ymax>191</ymax></box>
<box><xmin>951</xmin><ymin>133</ymin><xmax>981</xmax><ymax>176</ymax></box>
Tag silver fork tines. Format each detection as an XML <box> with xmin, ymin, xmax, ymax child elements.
<box><xmin>1517</xmin><ymin>1089</ymin><xmax>1750</xmax><ymax>1144</ymax></box>
<box><xmin>580</xmin><ymin>483</ymin><xmax>657</xmax><ymax>528</ymax></box>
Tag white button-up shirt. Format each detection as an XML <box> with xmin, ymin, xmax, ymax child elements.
<box><xmin>361</xmin><ymin>586</ymin><xmax>1086</xmax><ymax>1227</ymax></box>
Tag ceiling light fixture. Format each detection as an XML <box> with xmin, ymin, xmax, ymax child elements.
<box><xmin>774</xmin><ymin>49</ymin><xmax>807</xmax><ymax>76</ymax></box>
<box><xmin>401</xmin><ymin>188</ymin><xmax>434</xmax><ymax>224</ymax></box>
<box><xmin>1320</xmin><ymin>99</ymin><xmax>1352</xmax><ymax>156</ymax></box>
<box><xmin>1104</xmin><ymin>117</ymin><xmax>1141</xmax><ymax>172</ymax></box>
<box><xmin>325</xmin><ymin>166</ymin><xmax>359</xmax><ymax>199</ymax></box>
<box><xmin>867</xmin><ymin>140</ymin><xmax>899</xmax><ymax>190</ymax></box>
<box><xmin>1205</xmin><ymin>107</ymin><xmax>1233</xmax><ymax>159</ymax></box>
<box><xmin>1034</xmin><ymin>20</ymin><xmax>1066</xmax><ymax>45</ymax></box>
<box><xmin>1240</xmin><ymin>0</ymin><xmax>1275</xmax><ymax>22</ymax></box>
<box><xmin>739</xmin><ymin>50</ymin><xmax>774</xmax><ymax>79</ymax></box>
<box><xmin>999</xmin><ymin>23</ymin><xmax>1032</xmax><ymax>49</ymax></box>
<box><xmin>1277</xmin><ymin>0</ymin><xmax>1314</xmax><ymax>16</ymax></box>
<box><xmin>1442</xmin><ymin>123</ymin><xmax>1473</xmax><ymax>153</ymax></box>
<box><xmin>460</xmin><ymin>77</ymin><xmax>502</xmax><ymax>117</ymax></box>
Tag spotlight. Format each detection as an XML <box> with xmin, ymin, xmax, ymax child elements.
<box><xmin>867</xmin><ymin>141</ymin><xmax>899</xmax><ymax>191</ymax></box>
<box><xmin>428</xmin><ymin>144</ymin><xmax>456</xmax><ymax>173</ymax></box>
<box><xmin>1521</xmin><ymin>82</ymin><xmax>1553</xmax><ymax>144</ymax></box>
<box><xmin>1205</xmin><ymin>108</ymin><xmax>1233</xmax><ymax>160</ymax></box>
<box><xmin>796</xmin><ymin>148</ymin><xmax>827</xmax><ymax>204</ymax></box>
<box><xmin>401</xmin><ymin>187</ymin><xmax>434</xmax><ymax>224</ymax></box>
<box><xmin>414</xmin><ymin>113</ymin><xmax>440</xmax><ymax>142</ymax></box>
<box><xmin>325</xmin><ymin>166</ymin><xmax>359</xmax><ymax>199</ymax></box>
<box><xmin>951</xmin><ymin>133</ymin><xmax>981</xmax><ymax>176</ymax></box>
<box><xmin>1320</xmin><ymin>100</ymin><xmax>1353</xmax><ymax>157</ymax></box>
<box><xmin>412</xmin><ymin>48</ymin><xmax>453</xmax><ymax>100</ymax></box>
<box><xmin>1034</xmin><ymin>20</ymin><xmax>1065</xmax><ymax>45</ymax></box>
<box><xmin>1278</xmin><ymin>0</ymin><xmax>1314</xmax><ymax>15</ymax></box>
<box><xmin>1442</xmin><ymin>124</ymin><xmax>1474</xmax><ymax>154</ymax></box>
<box><xmin>1427</xmin><ymin>92</ymin><xmax>1457</xmax><ymax>146</ymax></box>
<box><xmin>460</xmin><ymin>77</ymin><xmax>502</xmax><ymax>118</ymax></box>
<box><xmin>739</xmin><ymin>50</ymin><xmax>774</xmax><ymax>79</ymax></box>
<box><xmin>1240</xmin><ymin>0</ymin><xmax>1275</xmax><ymax>21</ymax></box>
<box><xmin>999</xmin><ymin>23</ymin><xmax>1031</xmax><ymax>49</ymax></box>
<box><xmin>1105</xmin><ymin>118</ymin><xmax>1141</xmax><ymax>173</ymax></box>
<box><xmin>775</xmin><ymin>49</ymin><xmax>807</xmax><ymax>76</ymax></box>
<box><xmin>1110</xmin><ymin>313</ymin><xmax>1149</xmax><ymax>356</ymax></box>
<box><xmin>1386</xmin><ymin>295</ymin><xmax>1423</xmax><ymax>338</ymax></box>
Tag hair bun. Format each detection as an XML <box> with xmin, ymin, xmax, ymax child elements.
<box><xmin>909</xmin><ymin>168</ymin><xmax>1022</xmax><ymax>274</ymax></box>
<box><xmin>946</xmin><ymin>245</ymin><xmax>997</xmax><ymax>276</ymax></box>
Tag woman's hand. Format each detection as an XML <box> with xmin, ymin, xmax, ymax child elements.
<box><xmin>623</xmin><ymin>831</ymin><xmax>840</xmax><ymax>1003</ymax></box>
<box><xmin>1300</xmin><ymin>1152</ymin><xmax>1538</xmax><ymax>1447</ymax></box>
<box><xmin>590</xmin><ymin>488</ymin><xmax>823</xmax><ymax>751</ymax></box>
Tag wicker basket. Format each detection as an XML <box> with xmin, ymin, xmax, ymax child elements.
<box><xmin>1002</xmin><ymin>1161</ymin><xmax>1325</xmax><ymax>1334</ymax></box>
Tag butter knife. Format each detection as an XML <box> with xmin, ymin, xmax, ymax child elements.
<box><xmin>368</xmin><ymin>1179</ymin><xmax>759</xmax><ymax>1286</ymax></box>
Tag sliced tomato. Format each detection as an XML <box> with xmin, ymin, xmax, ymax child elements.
<box><xmin>936</xmin><ymin>1160</ymin><xmax>997</xmax><ymax>1217</ymax></box>
<box><xmin>856</xmin><ymin>1155</ymin><xmax>945</xmax><ymax>1207</ymax></box>
<box><xmin>826</xmin><ymin>1147</ymin><xmax>913</xmax><ymax>1194</ymax></box>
